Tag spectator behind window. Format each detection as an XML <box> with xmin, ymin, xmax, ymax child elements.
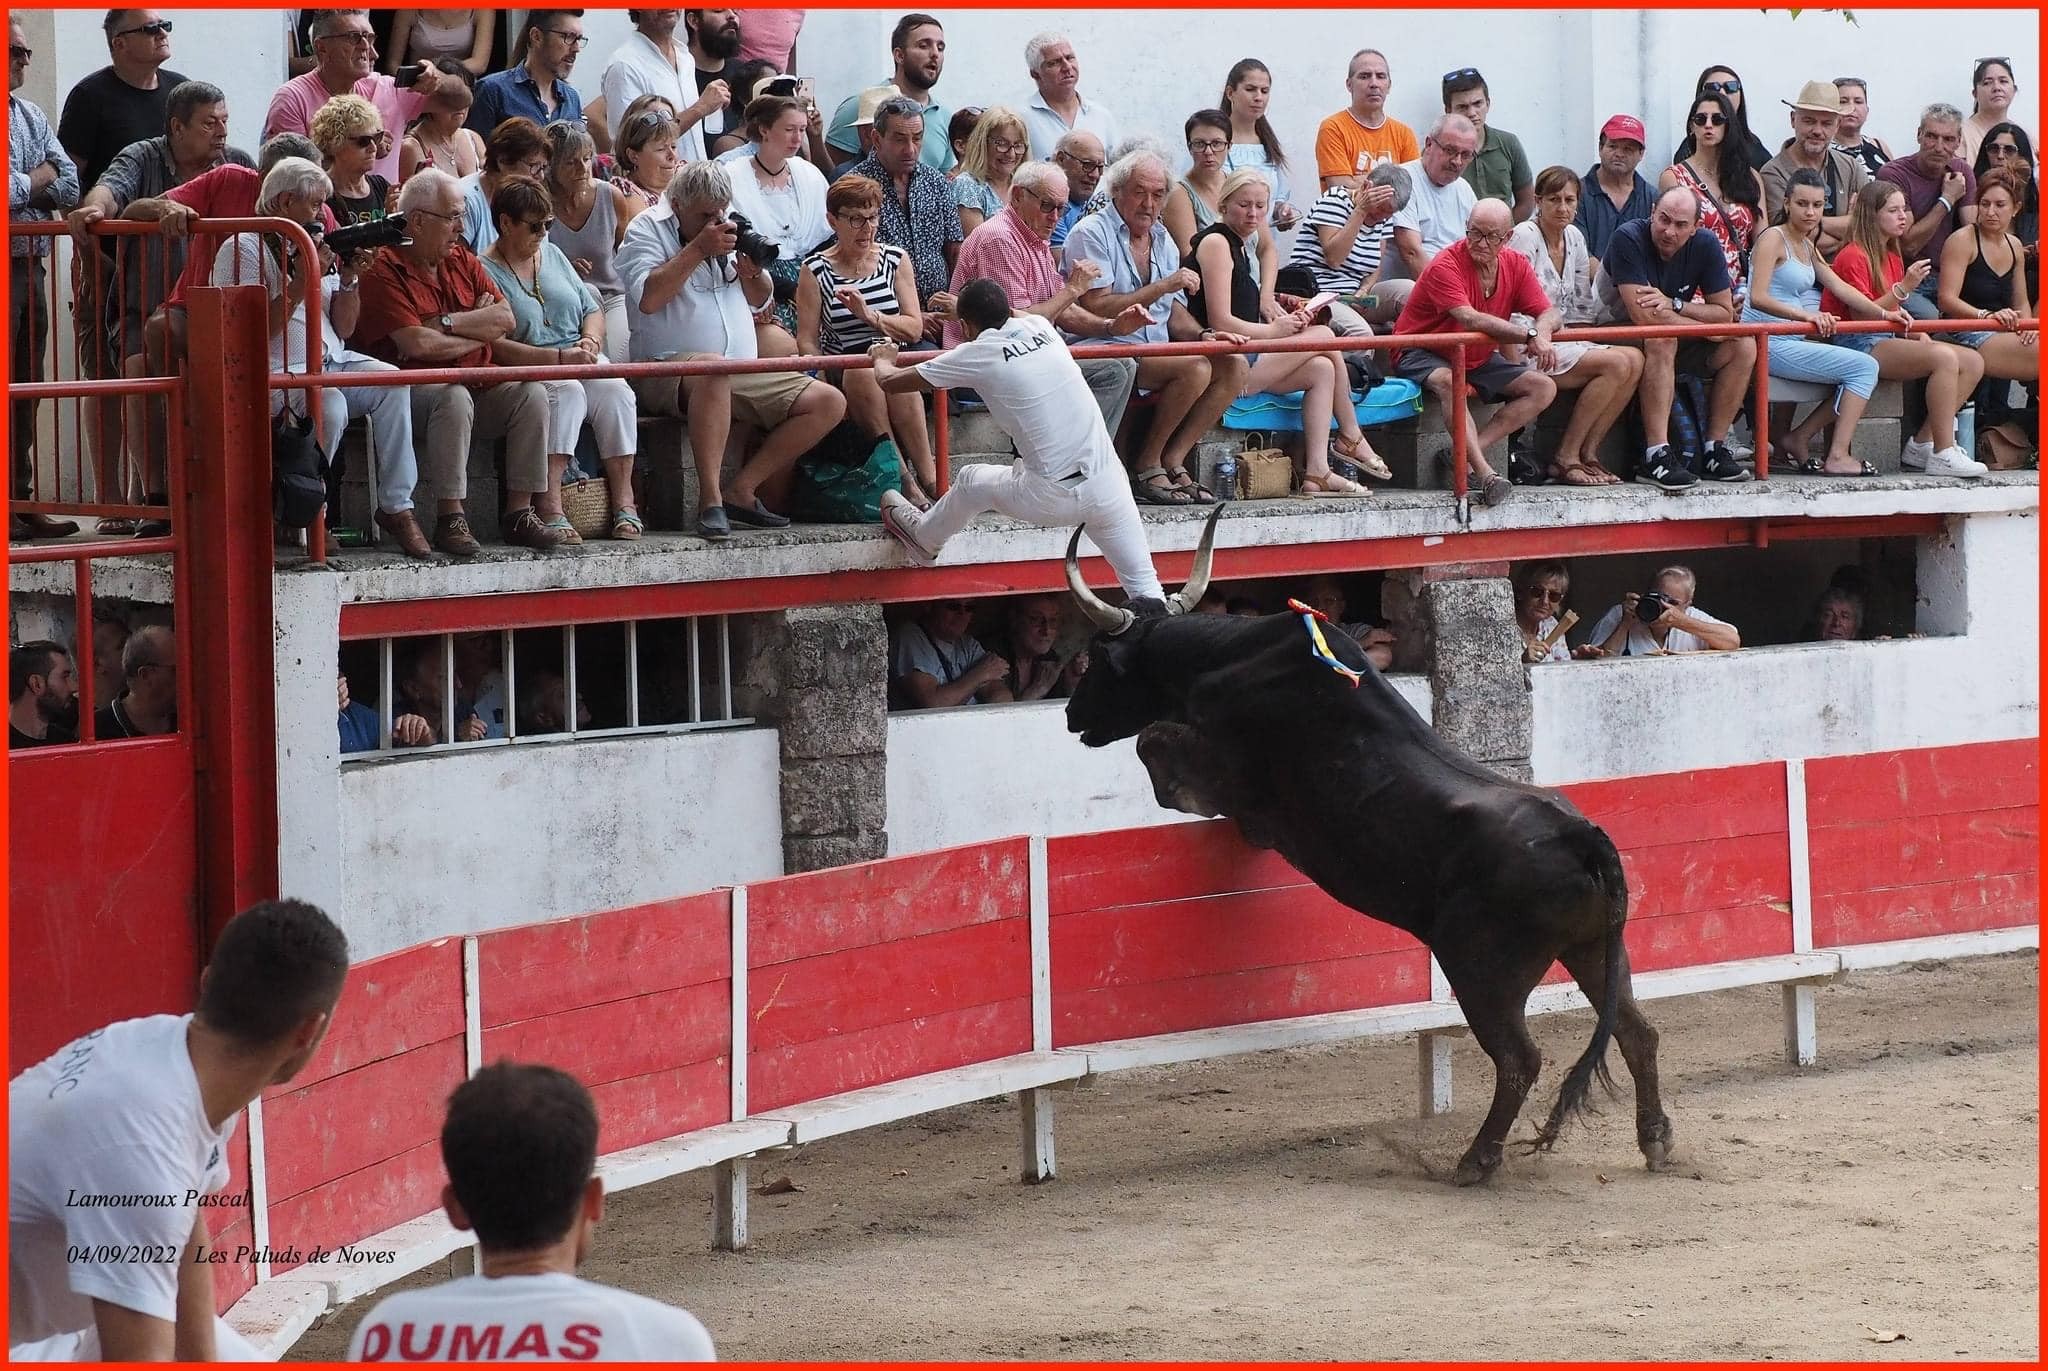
<box><xmin>517</xmin><ymin>667</ymin><xmax>592</xmax><ymax>736</ymax></box>
<box><xmin>338</xmin><ymin>669</ymin><xmax>380</xmax><ymax>753</ymax></box>
<box><xmin>1805</xmin><ymin>587</ymin><xmax>1867</xmax><ymax>642</ymax></box>
<box><xmin>1297</xmin><ymin>575</ymin><xmax>1395</xmax><ymax>672</ymax></box>
<box><xmin>889</xmin><ymin>600</ymin><xmax>1010</xmax><ymax>709</ymax></box>
<box><xmin>91</xmin><ymin>611</ymin><xmax>130</xmax><ymax>716</ymax></box>
<box><xmin>997</xmin><ymin>594</ymin><xmax>1087</xmax><ymax>701</ymax></box>
<box><xmin>96</xmin><ymin>625</ymin><xmax>178</xmax><ymax>738</ymax></box>
<box><xmin>1584</xmin><ymin>566</ymin><xmax>1741</xmax><ymax>656</ymax></box>
<box><xmin>9</xmin><ymin>641</ymin><xmax>78</xmax><ymax>748</ymax></box>
<box><xmin>1511</xmin><ymin>560</ymin><xmax>1586</xmax><ymax>663</ymax></box>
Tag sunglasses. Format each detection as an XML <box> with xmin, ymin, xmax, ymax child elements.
<box><xmin>544</xmin><ymin>29</ymin><xmax>589</xmax><ymax>49</ymax></box>
<box><xmin>1976</xmin><ymin>57</ymin><xmax>2012</xmax><ymax>69</ymax></box>
<box><xmin>115</xmin><ymin>19</ymin><xmax>174</xmax><ymax>38</ymax></box>
<box><xmin>1834</xmin><ymin>76</ymin><xmax>1866</xmax><ymax>89</ymax></box>
<box><xmin>1057</xmin><ymin>152</ymin><xmax>1107</xmax><ymax>174</ymax></box>
<box><xmin>1441</xmin><ymin>66</ymin><xmax>1482</xmax><ymax>85</ymax></box>
<box><xmin>8</xmin><ymin>43</ymin><xmax>29</xmax><ymax>63</ymax></box>
<box><xmin>346</xmin><ymin>133</ymin><xmax>387</xmax><ymax>151</ymax></box>
<box><xmin>522</xmin><ymin>217</ymin><xmax>556</xmax><ymax>233</ymax></box>
<box><xmin>1702</xmin><ymin>79</ymin><xmax>1741</xmax><ymax>95</ymax></box>
<box><xmin>1988</xmin><ymin>142</ymin><xmax>2022</xmax><ymax>155</ymax></box>
<box><xmin>1690</xmin><ymin>111</ymin><xmax>1728</xmax><ymax>127</ymax></box>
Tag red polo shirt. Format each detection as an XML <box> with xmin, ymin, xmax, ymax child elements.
<box><xmin>353</xmin><ymin>243</ymin><xmax>498</xmax><ymax>371</ymax></box>
<box><xmin>1393</xmin><ymin>238</ymin><xmax>1553</xmax><ymax>368</ymax></box>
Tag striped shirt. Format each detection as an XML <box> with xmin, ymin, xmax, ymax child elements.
<box><xmin>9</xmin><ymin>95</ymin><xmax>80</xmax><ymax>258</ymax></box>
<box><xmin>802</xmin><ymin>243</ymin><xmax>906</xmax><ymax>353</ymax></box>
<box><xmin>1286</xmin><ymin>186</ymin><xmax>1388</xmax><ymax>293</ymax></box>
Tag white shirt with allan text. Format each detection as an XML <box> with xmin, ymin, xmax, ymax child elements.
<box><xmin>913</xmin><ymin>313</ymin><xmax>1116</xmax><ymax>482</ymax></box>
<box><xmin>8</xmin><ymin>1015</ymin><xmax>236</xmax><ymax>1347</ymax></box>
<box><xmin>347</xmin><ymin>1272</ymin><xmax>717</xmax><ymax>1362</ymax></box>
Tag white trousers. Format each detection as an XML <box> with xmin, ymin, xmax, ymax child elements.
<box><xmin>535</xmin><ymin>377</ymin><xmax>638</xmax><ymax>459</ymax></box>
<box><xmin>11</xmin><ymin>1316</ymin><xmax>265</xmax><ymax>1360</ymax></box>
<box><xmin>918</xmin><ymin>461</ymin><xmax>1165</xmax><ymax>603</ymax></box>
<box><xmin>304</xmin><ymin>357</ymin><xmax>418</xmax><ymax>515</ymax></box>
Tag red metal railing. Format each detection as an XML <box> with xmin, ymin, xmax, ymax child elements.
<box><xmin>14</xmin><ymin>215</ymin><xmax>2034</xmax><ymax>564</ymax></box>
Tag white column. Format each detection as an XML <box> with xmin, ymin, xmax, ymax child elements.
<box><xmin>1782</xmin><ymin>758</ymin><xmax>1818</xmax><ymax>1067</ymax></box>
<box><xmin>1018</xmin><ymin>835</ymin><xmax>1056</xmax><ymax>1182</ymax></box>
<box><xmin>714</xmin><ymin>886</ymin><xmax>751</xmax><ymax>1250</ymax></box>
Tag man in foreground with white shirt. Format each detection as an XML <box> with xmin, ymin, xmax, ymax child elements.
<box><xmin>9</xmin><ymin>899</ymin><xmax>349</xmax><ymax>1361</ymax></box>
<box><xmin>869</xmin><ymin>277</ymin><xmax>1168</xmax><ymax>613</ymax></box>
<box><xmin>346</xmin><ymin>1063</ymin><xmax>716</xmax><ymax>1362</ymax></box>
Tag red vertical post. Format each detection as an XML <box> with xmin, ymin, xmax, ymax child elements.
<box><xmin>1752</xmin><ymin>332</ymin><xmax>1772</xmax><ymax>479</ymax></box>
<box><xmin>183</xmin><ymin>283</ymin><xmax>281</xmax><ymax>945</ymax></box>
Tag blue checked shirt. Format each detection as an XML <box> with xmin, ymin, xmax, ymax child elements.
<box><xmin>9</xmin><ymin>94</ymin><xmax>79</xmax><ymax>257</ymax></box>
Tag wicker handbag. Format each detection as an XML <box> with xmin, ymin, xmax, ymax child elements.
<box><xmin>1237</xmin><ymin>432</ymin><xmax>1295</xmax><ymax>499</ymax></box>
<box><xmin>560</xmin><ymin>477</ymin><xmax>611</xmax><ymax>539</ymax></box>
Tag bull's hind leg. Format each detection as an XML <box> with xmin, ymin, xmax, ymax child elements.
<box><xmin>1436</xmin><ymin>955</ymin><xmax>1550</xmax><ymax>1186</ymax></box>
<box><xmin>1558</xmin><ymin>938</ymin><xmax>1674</xmax><ymax>1170</ymax></box>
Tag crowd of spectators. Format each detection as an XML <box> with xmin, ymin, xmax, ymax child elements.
<box><xmin>9</xmin><ymin>13</ymin><xmax>2039</xmax><ymax>552</ymax></box>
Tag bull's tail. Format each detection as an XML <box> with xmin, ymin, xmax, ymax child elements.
<box><xmin>1527</xmin><ymin>823</ymin><xmax>1628</xmax><ymax>1153</ymax></box>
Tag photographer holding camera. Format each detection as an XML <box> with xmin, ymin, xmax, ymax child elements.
<box><xmin>211</xmin><ymin>157</ymin><xmax>433</xmax><ymax>559</ymax></box>
<box><xmin>1584</xmin><ymin>565</ymin><xmax>1742</xmax><ymax>656</ymax></box>
<box><xmin>617</xmin><ymin>160</ymin><xmax>845</xmax><ymax>542</ymax></box>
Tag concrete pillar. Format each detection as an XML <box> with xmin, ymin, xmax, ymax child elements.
<box><xmin>740</xmin><ymin>603</ymin><xmax>890</xmax><ymax>873</ymax></box>
<box><xmin>1386</xmin><ymin>561</ymin><xmax>1531</xmax><ymax>781</ymax></box>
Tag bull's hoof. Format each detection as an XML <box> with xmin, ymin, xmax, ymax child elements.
<box><xmin>1640</xmin><ymin>1118</ymin><xmax>1676</xmax><ymax>1171</ymax></box>
<box><xmin>1451</xmin><ymin>1150</ymin><xmax>1500</xmax><ymax>1187</ymax></box>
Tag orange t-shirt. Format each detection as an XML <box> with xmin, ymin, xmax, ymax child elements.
<box><xmin>1315</xmin><ymin>111</ymin><xmax>1420</xmax><ymax>184</ymax></box>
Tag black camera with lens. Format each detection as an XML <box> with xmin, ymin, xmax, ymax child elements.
<box><xmin>1635</xmin><ymin>590</ymin><xmax>1674</xmax><ymax>624</ymax></box>
<box><xmin>326</xmin><ymin>213</ymin><xmax>410</xmax><ymax>258</ymax></box>
<box><xmin>728</xmin><ymin>212</ymin><xmax>779</xmax><ymax>268</ymax></box>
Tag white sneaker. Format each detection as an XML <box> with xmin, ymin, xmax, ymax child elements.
<box><xmin>1924</xmin><ymin>446</ymin><xmax>1989</xmax><ymax>478</ymax></box>
<box><xmin>879</xmin><ymin>490</ymin><xmax>941</xmax><ymax>564</ymax></box>
<box><xmin>1900</xmin><ymin>437</ymin><xmax>1936</xmax><ymax>471</ymax></box>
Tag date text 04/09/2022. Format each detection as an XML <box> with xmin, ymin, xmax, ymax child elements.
<box><xmin>66</xmin><ymin>1243</ymin><xmax>399</xmax><ymax>1266</ymax></box>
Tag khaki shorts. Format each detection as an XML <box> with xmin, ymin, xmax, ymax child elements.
<box><xmin>632</xmin><ymin>353</ymin><xmax>810</xmax><ymax>430</ymax></box>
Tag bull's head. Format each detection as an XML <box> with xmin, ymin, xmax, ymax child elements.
<box><xmin>1063</xmin><ymin>507</ymin><xmax>1221</xmax><ymax>747</ymax></box>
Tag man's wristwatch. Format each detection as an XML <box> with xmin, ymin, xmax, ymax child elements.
<box><xmin>1523</xmin><ymin>326</ymin><xmax>1539</xmax><ymax>344</ymax></box>
<box><xmin>437</xmin><ymin>313</ymin><xmax>454</xmax><ymax>332</ymax></box>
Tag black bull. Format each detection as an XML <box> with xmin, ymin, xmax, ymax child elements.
<box><xmin>1062</xmin><ymin>515</ymin><xmax>1673</xmax><ymax>1184</ymax></box>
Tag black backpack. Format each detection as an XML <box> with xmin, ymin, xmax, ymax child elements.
<box><xmin>271</xmin><ymin>408</ymin><xmax>328</xmax><ymax>528</ymax></box>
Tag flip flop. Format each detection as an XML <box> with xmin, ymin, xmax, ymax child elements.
<box><xmin>1552</xmin><ymin>464</ymin><xmax>1606</xmax><ymax>486</ymax></box>
<box><xmin>1816</xmin><ymin>459</ymin><xmax>1879</xmax><ymax>477</ymax></box>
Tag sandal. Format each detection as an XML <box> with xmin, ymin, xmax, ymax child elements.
<box><xmin>1301</xmin><ymin>470</ymin><xmax>1371</xmax><ymax>497</ymax></box>
<box><xmin>1816</xmin><ymin>458</ymin><xmax>1878</xmax><ymax>478</ymax></box>
<box><xmin>1163</xmin><ymin>466</ymin><xmax>1219</xmax><ymax>504</ymax></box>
<box><xmin>1551</xmin><ymin>462</ymin><xmax>1606</xmax><ymax>486</ymax></box>
<box><xmin>901</xmin><ymin>472</ymin><xmax>936</xmax><ymax>511</ymax></box>
<box><xmin>1479</xmin><ymin>473</ymin><xmax>1515</xmax><ymax>506</ymax></box>
<box><xmin>610</xmin><ymin>507</ymin><xmax>643</xmax><ymax>541</ymax></box>
<box><xmin>543</xmin><ymin>514</ymin><xmax>584</xmax><ymax>545</ymax></box>
<box><xmin>1333</xmin><ymin>435</ymin><xmax>1393</xmax><ymax>481</ymax></box>
<box><xmin>1132</xmin><ymin>467</ymin><xmax>1196</xmax><ymax>505</ymax></box>
<box><xmin>95</xmin><ymin>517</ymin><xmax>138</xmax><ymax>536</ymax></box>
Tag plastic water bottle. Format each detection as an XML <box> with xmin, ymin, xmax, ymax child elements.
<box><xmin>1211</xmin><ymin>451</ymin><xmax>1238</xmax><ymax>502</ymax></box>
<box><xmin>1956</xmin><ymin>403</ymin><xmax>1976</xmax><ymax>459</ymax></box>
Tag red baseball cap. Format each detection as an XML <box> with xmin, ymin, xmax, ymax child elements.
<box><xmin>1600</xmin><ymin>114</ymin><xmax>1647</xmax><ymax>146</ymax></box>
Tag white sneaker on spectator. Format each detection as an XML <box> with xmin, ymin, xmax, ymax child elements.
<box><xmin>1924</xmin><ymin>446</ymin><xmax>1989</xmax><ymax>478</ymax></box>
<box><xmin>880</xmin><ymin>490</ymin><xmax>940</xmax><ymax>565</ymax></box>
<box><xmin>1900</xmin><ymin>436</ymin><xmax>1936</xmax><ymax>470</ymax></box>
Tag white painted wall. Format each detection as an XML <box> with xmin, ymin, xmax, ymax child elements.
<box><xmin>335</xmin><ymin>726</ymin><xmax>783</xmax><ymax>960</ymax></box>
<box><xmin>1531</xmin><ymin>512</ymin><xmax>2038</xmax><ymax>784</ymax></box>
<box><xmin>884</xmin><ymin>673</ymin><xmax>1434</xmax><ymax>853</ymax></box>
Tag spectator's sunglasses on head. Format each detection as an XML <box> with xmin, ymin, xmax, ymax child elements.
<box><xmin>1976</xmin><ymin>56</ymin><xmax>2012</xmax><ymax>69</ymax></box>
<box><xmin>1834</xmin><ymin>76</ymin><xmax>1866</xmax><ymax>89</ymax></box>
<box><xmin>1690</xmin><ymin>110</ymin><xmax>1728</xmax><ymax>128</ymax></box>
<box><xmin>623</xmin><ymin>110</ymin><xmax>677</xmax><ymax>134</ymax></box>
<box><xmin>1441</xmin><ymin>67</ymin><xmax>1482</xmax><ymax>88</ymax></box>
<box><xmin>1701</xmin><ymin>78</ymin><xmax>1741</xmax><ymax>95</ymax></box>
<box><xmin>114</xmin><ymin>19</ymin><xmax>173</xmax><ymax>38</ymax></box>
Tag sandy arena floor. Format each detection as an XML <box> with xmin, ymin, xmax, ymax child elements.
<box><xmin>293</xmin><ymin>951</ymin><xmax>2039</xmax><ymax>1361</ymax></box>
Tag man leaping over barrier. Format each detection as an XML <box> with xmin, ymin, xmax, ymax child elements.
<box><xmin>869</xmin><ymin>277</ymin><xmax>1183</xmax><ymax>616</ymax></box>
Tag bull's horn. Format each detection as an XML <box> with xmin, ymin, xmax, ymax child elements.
<box><xmin>1064</xmin><ymin>527</ymin><xmax>1135</xmax><ymax>635</ymax></box>
<box><xmin>1165</xmin><ymin>505</ymin><xmax>1224</xmax><ymax>614</ymax></box>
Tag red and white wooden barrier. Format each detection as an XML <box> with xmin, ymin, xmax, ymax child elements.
<box><xmin>216</xmin><ymin>740</ymin><xmax>2038</xmax><ymax>1353</ymax></box>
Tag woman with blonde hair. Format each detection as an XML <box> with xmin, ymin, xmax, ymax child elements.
<box><xmin>543</xmin><ymin>121</ymin><xmax>638</xmax><ymax>360</ymax></box>
<box><xmin>1188</xmin><ymin>170</ymin><xmax>1381</xmax><ymax>496</ymax></box>
<box><xmin>952</xmin><ymin>106</ymin><xmax>1029</xmax><ymax>235</ymax></box>
<box><xmin>310</xmin><ymin>94</ymin><xmax>394</xmax><ymax>226</ymax></box>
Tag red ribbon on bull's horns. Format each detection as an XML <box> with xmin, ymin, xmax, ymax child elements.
<box><xmin>1287</xmin><ymin>598</ymin><xmax>1363</xmax><ymax>688</ymax></box>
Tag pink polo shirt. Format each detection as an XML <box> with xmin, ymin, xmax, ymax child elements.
<box><xmin>944</xmin><ymin>207</ymin><xmax>1062</xmax><ymax>347</ymax></box>
<box><xmin>264</xmin><ymin>71</ymin><xmax>425</xmax><ymax>182</ymax></box>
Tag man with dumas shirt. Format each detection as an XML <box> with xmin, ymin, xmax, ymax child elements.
<box><xmin>346</xmin><ymin>1063</ymin><xmax>716</xmax><ymax>1362</ymax></box>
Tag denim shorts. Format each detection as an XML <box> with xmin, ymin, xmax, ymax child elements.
<box><xmin>1831</xmin><ymin>332</ymin><xmax>1881</xmax><ymax>355</ymax></box>
<box><xmin>1944</xmin><ymin>329</ymin><xmax>1997</xmax><ymax>349</ymax></box>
